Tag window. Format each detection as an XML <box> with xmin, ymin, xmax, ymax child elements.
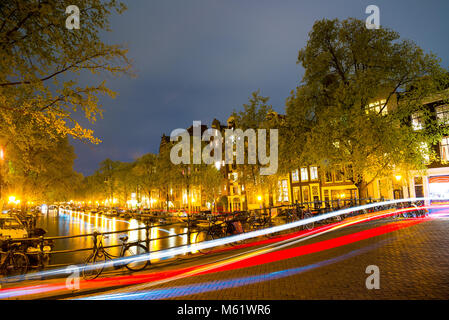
<box><xmin>323</xmin><ymin>189</ymin><xmax>330</xmax><ymax>203</ymax></box>
<box><xmin>436</xmin><ymin>105</ymin><xmax>449</xmax><ymax>125</ymax></box>
<box><xmin>310</xmin><ymin>166</ymin><xmax>318</xmax><ymax>180</ymax></box>
<box><xmin>293</xmin><ymin>187</ymin><xmax>300</xmax><ymax>203</ymax></box>
<box><xmin>300</xmin><ymin>167</ymin><xmax>309</xmax><ymax>181</ymax></box>
<box><xmin>440</xmin><ymin>137</ymin><xmax>449</xmax><ymax>162</ymax></box>
<box><xmin>365</xmin><ymin>99</ymin><xmax>387</xmax><ymax>115</ymax></box>
<box><xmin>291</xmin><ymin>169</ymin><xmax>299</xmax><ymax>182</ymax></box>
<box><xmin>311</xmin><ymin>185</ymin><xmax>319</xmax><ymax>200</ymax></box>
<box><xmin>411</xmin><ymin>112</ymin><xmax>424</xmax><ymax>130</ymax></box>
<box><xmin>278</xmin><ymin>180</ymin><xmax>289</xmax><ymax>202</ymax></box>
<box><xmin>302</xmin><ymin>186</ymin><xmax>310</xmax><ymax>203</ymax></box>
<box><xmin>414</xmin><ymin>177</ymin><xmax>424</xmax><ymax>198</ymax></box>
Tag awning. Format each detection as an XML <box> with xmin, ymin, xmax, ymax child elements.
<box><xmin>429</xmin><ymin>176</ymin><xmax>449</xmax><ymax>184</ymax></box>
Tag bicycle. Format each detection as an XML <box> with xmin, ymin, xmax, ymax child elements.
<box><xmin>0</xmin><ymin>239</ymin><xmax>29</xmax><ymax>277</ymax></box>
<box><xmin>290</xmin><ymin>205</ymin><xmax>314</xmax><ymax>230</ymax></box>
<box><xmin>194</xmin><ymin>215</ymin><xmax>245</xmax><ymax>254</ymax></box>
<box><xmin>82</xmin><ymin>231</ymin><xmax>149</xmax><ymax>280</ymax></box>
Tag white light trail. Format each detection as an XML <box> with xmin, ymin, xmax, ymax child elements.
<box><xmin>2</xmin><ymin>197</ymin><xmax>442</xmax><ymax>283</ymax></box>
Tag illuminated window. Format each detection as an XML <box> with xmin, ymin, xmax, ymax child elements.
<box><xmin>436</xmin><ymin>105</ymin><xmax>449</xmax><ymax>125</ymax></box>
<box><xmin>365</xmin><ymin>99</ymin><xmax>387</xmax><ymax>115</ymax></box>
<box><xmin>300</xmin><ymin>167</ymin><xmax>308</xmax><ymax>181</ymax></box>
<box><xmin>440</xmin><ymin>137</ymin><xmax>449</xmax><ymax>162</ymax></box>
<box><xmin>310</xmin><ymin>166</ymin><xmax>318</xmax><ymax>180</ymax></box>
<box><xmin>411</xmin><ymin>112</ymin><xmax>424</xmax><ymax>130</ymax></box>
<box><xmin>278</xmin><ymin>180</ymin><xmax>289</xmax><ymax>202</ymax></box>
<box><xmin>291</xmin><ymin>169</ymin><xmax>299</xmax><ymax>182</ymax></box>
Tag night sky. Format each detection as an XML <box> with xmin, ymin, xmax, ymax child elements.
<box><xmin>72</xmin><ymin>0</ymin><xmax>449</xmax><ymax>176</ymax></box>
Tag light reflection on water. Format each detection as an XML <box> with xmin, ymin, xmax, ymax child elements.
<box><xmin>36</xmin><ymin>209</ymin><xmax>192</xmax><ymax>266</ymax></box>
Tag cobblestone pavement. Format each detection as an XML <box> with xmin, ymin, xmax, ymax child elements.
<box><xmin>77</xmin><ymin>217</ymin><xmax>449</xmax><ymax>300</ymax></box>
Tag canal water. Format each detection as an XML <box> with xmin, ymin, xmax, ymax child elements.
<box><xmin>36</xmin><ymin>209</ymin><xmax>196</xmax><ymax>266</ymax></box>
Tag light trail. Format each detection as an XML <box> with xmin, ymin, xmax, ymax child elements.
<box><xmin>96</xmin><ymin>214</ymin><xmax>425</xmax><ymax>298</ymax></box>
<box><xmin>0</xmin><ymin>205</ymin><xmax>437</xmax><ymax>299</ymax></box>
<box><xmin>79</xmin><ymin>238</ymin><xmax>396</xmax><ymax>300</ymax></box>
<box><xmin>0</xmin><ymin>199</ymin><xmax>445</xmax><ymax>287</ymax></box>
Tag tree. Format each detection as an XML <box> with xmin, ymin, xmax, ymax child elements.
<box><xmin>4</xmin><ymin>135</ymin><xmax>80</xmax><ymax>205</ymax></box>
<box><xmin>156</xmin><ymin>142</ymin><xmax>181</xmax><ymax>211</ymax></box>
<box><xmin>0</xmin><ymin>0</ymin><xmax>131</xmax><ymax>145</ymax></box>
<box><xmin>196</xmin><ymin>164</ymin><xmax>224</xmax><ymax>212</ymax></box>
<box><xmin>0</xmin><ymin>0</ymin><xmax>131</xmax><ymax>206</ymax></box>
<box><xmin>98</xmin><ymin>158</ymin><xmax>120</xmax><ymax>202</ymax></box>
<box><xmin>133</xmin><ymin>153</ymin><xmax>158</xmax><ymax>204</ymax></box>
<box><xmin>115</xmin><ymin>161</ymin><xmax>138</xmax><ymax>206</ymax></box>
<box><xmin>231</xmin><ymin>90</ymin><xmax>281</xmax><ymax>206</ymax></box>
<box><xmin>285</xmin><ymin>18</ymin><xmax>449</xmax><ymax>198</ymax></box>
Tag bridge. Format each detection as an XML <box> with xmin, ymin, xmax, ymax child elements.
<box><xmin>1</xmin><ymin>198</ymin><xmax>448</xmax><ymax>300</ymax></box>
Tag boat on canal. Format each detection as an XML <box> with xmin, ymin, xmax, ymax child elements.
<box><xmin>0</xmin><ymin>213</ymin><xmax>28</xmax><ymax>239</ymax></box>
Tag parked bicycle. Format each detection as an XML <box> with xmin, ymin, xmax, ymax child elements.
<box><xmin>0</xmin><ymin>239</ymin><xmax>29</xmax><ymax>277</ymax></box>
<box><xmin>82</xmin><ymin>231</ymin><xmax>149</xmax><ymax>280</ymax></box>
<box><xmin>193</xmin><ymin>215</ymin><xmax>245</xmax><ymax>254</ymax></box>
<box><xmin>286</xmin><ymin>204</ymin><xmax>315</xmax><ymax>230</ymax></box>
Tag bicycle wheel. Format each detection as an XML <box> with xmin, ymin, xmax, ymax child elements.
<box><xmin>402</xmin><ymin>211</ymin><xmax>416</xmax><ymax>218</ymax></box>
<box><xmin>82</xmin><ymin>251</ymin><xmax>106</xmax><ymax>280</ymax></box>
<box><xmin>195</xmin><ymin>230</ymin><xmax>215</xmax><ymax>254</ymax></box>
<box><xmin>10</xmin><ymin>252</ymin><xmax>29</xmax><ymax>276</ymax></box>
<box><xmin>303</xmin><ymin>213</ymin><xmax>314</xmax><ymax>230</ymax></box>
<box><xmin>123</xmin><ymin>243</ymin><xmax>149</xmax><ymax>272</ymax></box>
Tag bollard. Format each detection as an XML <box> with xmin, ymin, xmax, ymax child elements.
<box><xmin>39</xmin><ymin>236</ymin><xmax>45</xmax><ymax>269</ymax></box>
<box><xmin>145</xmin><ymin>224</ymin><xmax>150</xmax><ymax>251</ymax></box>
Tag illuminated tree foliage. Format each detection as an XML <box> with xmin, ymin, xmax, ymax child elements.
<box><xmin>0</xmin><ymin>0</ymin><xmax>131</xmax><ymax>144</ymax></box>
<box><xmin>0</xmin><ymin>0</ymin><xmax>130</xmax><ymax>205</ymax></box>
<box><xmin>231</xmin><ymin>90</ymin><xmax>281</xmax><ymax>206</ymax></box>
<box><xmin>284</xmin><ymin>18</ymin><xmax>449</xmax><ymax>197</ymax></box>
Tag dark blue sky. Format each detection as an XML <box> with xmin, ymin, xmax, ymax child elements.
<box><xmin>72</xmin><ymin>0</ymin><xmax>449</xmax><ymax>175</ymax></box>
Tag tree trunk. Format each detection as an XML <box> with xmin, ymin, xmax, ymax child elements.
<box><xmin>166</xmin><ymin>186</ymin><xmax>169</xmax><ymax>212</ymax></box>
<box><xmin>356</xmin><ymin>181</ymin><xmax>368</xmax><ymax>205</ymax></box>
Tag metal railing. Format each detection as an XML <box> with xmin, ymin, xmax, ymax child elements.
<box><xmin>1</xmin><ymin>198</ymin><xmax>426</xmax><ymax>275</ymax></box>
